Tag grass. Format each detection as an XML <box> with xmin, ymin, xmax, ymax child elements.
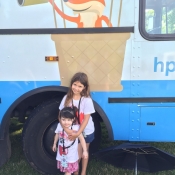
<box><xmin>1</xmin><ymin>118</ymin><xmax>175</xmax><ymax>175</ymax></box>
<box><xmin>0</xmin><ymin>119</ymin><xmax>40</xmax><ymax>175</ymax></box>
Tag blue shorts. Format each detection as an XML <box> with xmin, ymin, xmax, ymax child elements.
<box><xmin>79</xmin><ymin>132</ymin><xmax>94</xmax><ymax>143</ymax></box>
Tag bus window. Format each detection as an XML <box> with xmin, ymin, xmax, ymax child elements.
<box><xmin>162</xmin><ymin>5</ymin><xmax>175</xmax><ymax>34</ymax></box>
<box><xmin>140</xmin><ymin>0</ymin><xmax>175</xmax><ymax>40</ymax></box>
<box><xmin>145</xmin><ymin>9</ymin><xmax>155</xmax><ymax>33</ymax></box>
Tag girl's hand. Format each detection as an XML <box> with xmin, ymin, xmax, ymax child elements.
<box><xmin>52</xmin><ymin>144</ymin><xmax>57</xmax><ymax>152</ymax></box>
<box><xmin>82</xmin><ymin>150</ymin><xmax>88</xmax><ymax>159</ymax></box>
<box><xmin>68</xmin><ymin>131</ymin><xmax>79</xmax><ymax>141</ymax></box>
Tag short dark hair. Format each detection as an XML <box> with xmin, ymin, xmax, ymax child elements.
<box><xmin>60</xmin><ymin>107</ymin><xmax>75</xmax><ymax>120</ymax></box>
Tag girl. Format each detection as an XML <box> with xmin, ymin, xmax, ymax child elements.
<box><xmin>59</xmin><ymin>72</ymin><xmax>95</xmax><ymax>175</ymax></box>
<box><xmin>52</xmin><ymin>107</ymin><xmax>88</xmax><ymax>175</ymax></box>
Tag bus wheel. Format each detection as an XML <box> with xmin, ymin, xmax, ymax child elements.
<box><xmin>0</xmin><ymin>121</ymin><xmax>11</xmax><ymax>167</ymax></box>
<box><xmin>22</xmin><ymin>98</ymin><xmax>62</xmax><ymax>175</ymax></box>
<box><xmin>90</xmin><ymin>113</ymin><xmax>101</xmax><ymax>154</ymax></box>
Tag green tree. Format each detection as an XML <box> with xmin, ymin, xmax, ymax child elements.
<box><xmin>167</xmin><ymin>8</ymin><xmax>175</xmax><ymax>33</ymax></box>
<box><xmin>145</xmin><ymin>9</ymin><xmax>154</xmax><ymax>32</ymax></box>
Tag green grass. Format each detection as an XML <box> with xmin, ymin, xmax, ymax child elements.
<box><xmin>1</xmin><ymin>118</ymin><xmax>175</xmax><ymax>175</ymax></box>
<box><xmin>0</xmin><ymin>119</ymin><xmax>40</xmax><ymax>175</ymax></box>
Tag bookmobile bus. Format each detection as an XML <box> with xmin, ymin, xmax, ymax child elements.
<box><xmin>0</xmin><ymin>0</ymin><xmax>175</xmax><ymax>174</ymax></box>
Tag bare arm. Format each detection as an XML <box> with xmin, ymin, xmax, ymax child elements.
<box><xmin>78</xmin><ymin>133</ymin><xmax>88</xmax><ymax>159</ymax></box>
<box><xmin>77</xmin><ymin>114</ymin><xmax>90</xmax><ymax>136</ymax></box>
<box><xmin>52</xmin><ymin>133</ymin><xmax>59</xmax><ymax>152</ymax></box>
<box><xmin>68</xmin><ymin>114</ymin><xmax>90</xmax><ymax>140</ymax></box>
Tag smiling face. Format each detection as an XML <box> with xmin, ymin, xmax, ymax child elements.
<box><xmin>64</xmin><ymin>0</ymin><xmax>105</xmax><ymax>16</ymax></box>
<box><xmin>60</xmin><ymin>117</ymin><xmax>74</xmax><ymax>128</ymax></box>
<box><xmin>71</xmin><ymin>81</ymin><xmax>85</xmax><ymax>96</ymax></box>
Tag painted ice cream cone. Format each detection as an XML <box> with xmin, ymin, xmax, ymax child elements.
<box><xmin>52</xmin><ymin>32</ymin><xmax>130</xmax><ymax>91</ymax></box>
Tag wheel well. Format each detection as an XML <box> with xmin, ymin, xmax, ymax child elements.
<box><xmin>0</xmin><ymin>86</ymin><xmax>68</xmax><ymax>140</ymax></box>
<box><xmin>12</xmin><ymin>91</ymin><xmax>65</xmax><ymax>122</ymax></box>
<box><xmin>93</xmin><ymin>101</ymin><xmax>114</xmax><ymax>140</ymax></box>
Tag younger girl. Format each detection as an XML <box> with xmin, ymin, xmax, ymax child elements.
<box><xmin>59</xmin><ymin>72</ymin><xmax>95</xmax><ymax>175</ymax></box>
<box><xmin>52</xmin><ymin>107</ymin><xmax>88</xmax><ymax>175</ymax></box>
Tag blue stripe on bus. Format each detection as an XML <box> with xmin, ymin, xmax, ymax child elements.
<box><xmin>91</xmin><ymin>80</ymin><xmax>175</xmax><ymax>97</ymax></box>
<box><xmin>1</xmin><ymin>80</ymin><xmax>175</xmax><ymax>141</ymax></box>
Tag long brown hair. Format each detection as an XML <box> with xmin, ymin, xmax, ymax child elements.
<box><xmin>64</xmin><ymin>72</ymin><xmax>90</xmax><ymax>106</ymax></box>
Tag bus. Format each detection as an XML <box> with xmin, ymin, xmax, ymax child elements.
<box><xmin>0</xmin><ymin>0</ymin><xmax>175</xmax><ymax>174</ymax></box>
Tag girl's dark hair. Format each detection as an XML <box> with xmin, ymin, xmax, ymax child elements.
<box><xmin>64</xmin><ymin>72</ymin><xmax>90</xmax><ymax>106</ymax></box>
<box><xmin>60</xmin><ymin>107</ymin><xmax>75</xmax><ymax>120</ymax></box>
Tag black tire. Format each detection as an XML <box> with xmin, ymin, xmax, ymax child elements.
<box><xmin>23</xmin><ymin>98</ymin><xmax>101</xmax><ymax>174</ymax></box>
<box><xmin>22</xmin><ymin>98</ymin><xmax>62</xmax><ymax>175</ymax></box>
<box><xmin>0</xmin><ymin>121</ymin><xmax>11</xmax><ymax>167</ymax></box>
<box><xmin>90</xmin><ymin>113</ymin><xmax>101</xmax><ymax>154</ymax></box>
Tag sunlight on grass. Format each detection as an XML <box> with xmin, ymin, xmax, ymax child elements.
<box><xmin>11</xmin><ymin>129</ymin><xmax>23</xmax><ymax>136</ymax></box>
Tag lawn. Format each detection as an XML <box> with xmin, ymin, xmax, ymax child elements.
<box><xmin>1</xmin><ymin>118</ymin><xmax>175</xmax><ymax>175</ymax></box>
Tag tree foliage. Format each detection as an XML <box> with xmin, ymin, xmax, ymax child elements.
<box><xmin>145</xmin><ymin>1</ymin><xmax>175</xmax><ymax>34</ymax></box>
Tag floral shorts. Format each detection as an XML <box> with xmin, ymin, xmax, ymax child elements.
<box><xmin>57</xmin><ymin>160</ymin><xmax>79</xmax><ymax>173</ymax></box>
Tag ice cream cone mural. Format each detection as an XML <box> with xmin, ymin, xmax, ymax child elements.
<box><xmin>18</xmin><ymin>0</ymin><xmax>131</xmax><ymax>91</ymax></box>
<box><xmin>52</xmin><ymin>32</ymin><xmax>130</xmax><ymax>91</ymax></box>
<box><xmin>51</xmin><ymin>0</ymin><xmax>130</xmax><ymax>91</ymax></box>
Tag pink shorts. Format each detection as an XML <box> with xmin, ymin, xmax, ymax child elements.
<box><xmin>57</xmin><ymin>160</ymin><xmax>79</xmax><ymax>173</ymax></box>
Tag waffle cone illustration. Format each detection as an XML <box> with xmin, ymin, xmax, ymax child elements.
<box><xmin>52</xmin><ymin>33</ymin><xmax>130</xmax><ymax>91</ymax></box>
